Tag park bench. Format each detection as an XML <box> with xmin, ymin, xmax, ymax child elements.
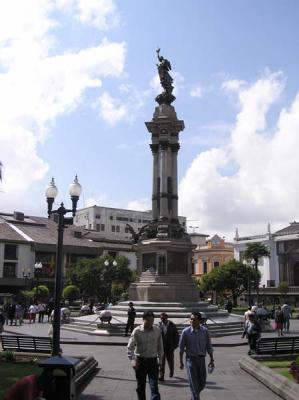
<box><xmin>256</xmin><ymin>336</ymin><xmax>299</xmax><ymax>355</ymax></box>
<box><xmin>0</xmin><ymin>335</ymin><xmax>52</xmax><ymax>354</ymax></box>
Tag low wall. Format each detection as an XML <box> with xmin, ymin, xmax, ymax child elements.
<box><xmin>239</xmin><ymin>355</ymin><xmax>298</xmax><ymax>400</ymax></box>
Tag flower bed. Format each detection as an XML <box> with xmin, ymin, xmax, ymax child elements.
<box><xmin>289</xmin><ymin>356</ymin><xmax>299</xmax><ymax>383</ymax></box>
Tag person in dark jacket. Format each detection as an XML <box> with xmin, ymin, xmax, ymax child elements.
<box><xmin>124</xmin><ymin>302</ymin><xmax>136</xmax><ymax>337</ymax></box>
<box><xmin>0</xmin><ymin>309</ymin><xmax>5</xmax><ymax>334</ymax></box>
<box><xmin>158</xmin><ymin>312</ymin><xmax>179</xmax><ymax>381</ymax></box>
<box><xmin>47</xmin><ymin>298</ymin><xmax>54</xmax><ymax>322</ymax></box>
<box><xmin>8</xmin><ymin>303</ymin><xmax>16</xmax><ymax>326</ymax></box>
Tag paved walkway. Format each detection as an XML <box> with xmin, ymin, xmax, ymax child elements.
<box><xmin>4</xmin><ymin>318</ymin><xmax>299</xmax><ymax>399</ymax></box>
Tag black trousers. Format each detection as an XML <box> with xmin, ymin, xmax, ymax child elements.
<box><xmin>135</xmin><ymin>357</ymin><xmax>160</xmax><ymax>400</ymax></box>
<box><xmin>125</xmin><ymin>318</ymin><xmax>135</xmax><ymax>335</ymax></box>
<box><xmin>160</xmin><ymin>349</ymin><xmax>174</xmax><ymax>378</ymax></box>
<box><xmin>248</xmin><ymin>333</ymin><xmax>259</xmax><ymax>353</ymax></box>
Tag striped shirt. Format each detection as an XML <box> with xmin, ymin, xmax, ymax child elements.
<box><xmin>127</xmin><ymin>324</ymin><xmax>164</xmax><ymax>361</ymax></box>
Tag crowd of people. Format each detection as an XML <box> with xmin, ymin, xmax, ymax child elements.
<box><xmin>242</xmin><ymin>301</ymin><xmax>293</xmax><ymax>355</ymax></box>
<box><xmin>0</xmin><ymin>298</ymin><xmax>76</xmax><ymax>332</ymax></box>
<box><xmin>0</xmin><ymin>299</ymin><xmax>54</xmax><ymax>326</ymax></box>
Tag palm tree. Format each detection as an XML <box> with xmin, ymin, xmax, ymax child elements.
<box><xmin>244</xmin><ymin>242</ymin><xmax>270</xmax><ymax>304</ymax></box>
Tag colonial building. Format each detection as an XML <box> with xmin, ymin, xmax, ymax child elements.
<box><xmin>234</xmin><ymin>222</ymin><xmax>299</xmax><ymax>305</ymax></box>
<box><xmin>275</xmin><ymin>221</ymin><xmax>299</xmax><ymax>286</ymax></box>
<box><xmin>0</xmin><ymin>211</ymin><xmax>135</xmax><ymax>296</ymax></box>
<box><xmin>193</xmin><ymin>234</ymin><xmax>234</xmax><ymax>278</ymax></box>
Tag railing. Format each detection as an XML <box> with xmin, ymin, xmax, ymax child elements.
<box><xmin>254</xmin><ymin>286</ymin><xmax>299</xmax><ymax>294</ymax></box>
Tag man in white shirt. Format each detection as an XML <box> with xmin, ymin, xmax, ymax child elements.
<box><xmin>244</xmin><ymin>307</ymin><xmax>252</xmax><ymax>326</ymax></box>
<box><xmin>127</xmin><ymin>310</ymin><xmax>163</xmax><ymax>400</ymax></box>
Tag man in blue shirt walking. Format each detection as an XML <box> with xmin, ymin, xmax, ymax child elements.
<box><xmin>179</xmin><ymin>311</ymin><xmax>214</xmax><ymax>400</ymax></box>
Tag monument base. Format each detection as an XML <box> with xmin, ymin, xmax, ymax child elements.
<box><xmin>129</xmin><ymin>271</ymin><xmax>199</xmax><ymax>302</ymax></box>
<box><xmin>130</xmin><ymin>237</ymin><xmax>197</xmax><ymax>302</ymax></box>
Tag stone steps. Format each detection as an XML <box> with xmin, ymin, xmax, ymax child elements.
<box><xmin>61</xmin><ymin>320</ymin><xmax>244</xmax><ymax>338</ymax></box>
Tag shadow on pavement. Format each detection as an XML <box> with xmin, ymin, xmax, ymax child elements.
<box><xmin>93</xmin><ymin>375</ymin><xmax>136</xmax><ymax>383</ymax></box>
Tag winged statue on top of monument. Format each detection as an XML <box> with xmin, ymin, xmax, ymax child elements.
<box><xmin>155</xmin><ymin>48</ymin><xmax>176</xmax><ymax>105</ymax></box>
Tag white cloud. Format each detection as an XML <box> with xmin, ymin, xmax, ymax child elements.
<box><xmin>96</xmin><ymin>92</ymin><xmax>127</xmax><ymax>125</ymax></box>
<box><xmin>95</xmin><ymin>84</ymin><xmax>145</xmax><ymax>126</ymax></box>
<box><xmin>56</xmin><ymin>0</ymin><xmax>120</xmax><ymax>30</ymax></box>
<box><xmin>190</xmin><ymin>84</ymin><xmax>202</xmax><ymax>98</ymax></box>
<box><xmin>222</xmin><ymin>79</ymin><xmax>247</xmax><ymax>92</ymax></box>
<box><xmin>127</xmin><ymin>199</ymin><xmax>151</xmax><ymax>212</ymax></box>
<box><xmin>179</xmin><ymin>71</ymin><xmax>299</xmax><ymax>239</ymax></box>
<box><xmin>85</xmin><ymin>194</ymin><xmax>108</xmax><ymax>208</ymax></box>
<box><xmin>0</xmin><ymin>0</ymin><xmax>125</xmax><ymax>208</ymax></box>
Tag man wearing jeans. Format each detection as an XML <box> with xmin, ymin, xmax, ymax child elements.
<box><xmin>179</xmin><ymin>311</ymin><xmax>214</xmax><ymax>400</ymax></box>
<box><xmin>127</xmin><ymin>310</ymin><xmax>164</xmax><ymax>400</ymax></box>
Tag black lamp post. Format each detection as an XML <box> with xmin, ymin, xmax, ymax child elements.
<box><xmin>34</xmin><ymin>262</ymin><xmax>42</xmax><ymax>301</ymax></box>
<box><xmin>45</xmin><ymin>175</ymin><xmax>82</xmax><ymax>356</ymax></box>
<box><xmin>22</xmin><ymin>268</ymin><xmax>31</xmax><ymax>289</ymax></box>
<box><xmin>104</xmin><ymin>259</ymin><xmax>117</xmax><ymax>303</ymax></box>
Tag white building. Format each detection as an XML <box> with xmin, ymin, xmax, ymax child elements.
<box><xmin>75</xmin><ymin>205</ymin><xmax>187</xmax><ymax>241</ymax></box>
<box><xmin>233</xmin><ymin>227</ymin><xmax>279</xmax><ymax>288</ymax></box>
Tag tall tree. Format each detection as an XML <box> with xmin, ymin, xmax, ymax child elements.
<box><xmin>244</xmin><ymin>242</ymin><xmax>270</xmax><ymax>304</ymax></box>
<box><xmin>199</xmin><ymin>259</ymin><xmax>259</xmax><ymax>306</ymax></box>
<box><xmin>66</xmin><ymin>255</ymin><xmax>134</xmax><ymax>302</ymax></box>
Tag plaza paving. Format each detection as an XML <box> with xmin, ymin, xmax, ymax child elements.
<box><xmin>3</xmin><ymin>318</ymin><xmax>299</xmax><ymax>399</ymax></box>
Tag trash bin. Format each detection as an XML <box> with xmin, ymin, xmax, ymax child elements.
<box><xmin>39</xmin><ymin>355</ymin><xmax>80</xmax><ymax>400</ymax></box>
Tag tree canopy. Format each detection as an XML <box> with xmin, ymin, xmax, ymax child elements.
<box><xmin>244</xmin><ymin>242</ymin><xmax>270</xmax><ymax>265</ymax></box>
<box><xmin>198</xmin><ymin>259</ymin><xmax>260</xmax><ymax>306</ymax></box>
<box><xmin>66</xmin><ymin>255</ymin><xmax>135</xmax><ymax>302</ymax></box>
<box><xmin>62</xmin><ymin>285</ymin><xmax>80</xmax><ymax>303</ymax></box>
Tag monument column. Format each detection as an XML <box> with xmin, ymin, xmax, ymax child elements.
<box><xmin>171</xmin><ymin>143</ymin><xmax>179</xmax><ymax>222</ymax></box>
<box><xmin>159</xmin><ymin>142</ymin><xmax>169</xmax><ymax>221</ymax></box>
<box><xmin>150</xmin><ymin>144</ymin><xmax>159</xmax><ymax>220</ymax></box>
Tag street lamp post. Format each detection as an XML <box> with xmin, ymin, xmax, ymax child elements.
<box><xmin>34</xmin><ymin>262</ymin><xmax>43</xmax><ymax>302</ymax></box>
<box><xmin>45</xmin><ymin>175</ymin><xmax>82</xmax><ymax>356</ymax></box>
<box><xmin>104</xmin><ymin>259</ymin><xmax>117</xmax><ymax>303</ymax></box>
<box><xmin>22</xmin><ymin>268</ymin><xmax>31</xmax><ymax>289</ymax></box>
<box><xmin>189</xmin><ymin>226</ymin><xmax>199</xmax><ymax>233</ymax></box>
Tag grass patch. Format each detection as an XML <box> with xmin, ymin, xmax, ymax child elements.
<box><xmin>262</xmin><ymin>360</ymin><xmax>291</xmax><ymax>368</ymax></box>
<box><xmin>0</xmin><ymin>362</ymin><xmax>42</xmax><ymax>399</ymax></box>
<box><xmin>261</xmin><ymin>360</ymin><xmax>295</xmax><ymax>382</ymax></box>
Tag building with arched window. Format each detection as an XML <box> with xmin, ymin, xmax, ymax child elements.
<box><xmin>193</xmin><ymin>234</ymin><xmax>234</xmax><ymax>278</ymax></box>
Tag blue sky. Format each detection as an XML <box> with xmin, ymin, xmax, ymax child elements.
<box><xmin>1</xmin><ymin>0</ymin><xmax>299</xmax><ymax>239</ymax></box>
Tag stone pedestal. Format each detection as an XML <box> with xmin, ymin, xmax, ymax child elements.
<box><xmin>129</xmin><ymin>236</ymin><xmax>197</xmax><ymax>302</ymax></box>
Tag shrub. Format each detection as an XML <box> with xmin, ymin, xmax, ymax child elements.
<box><xmin>3</xmin><ymin>350</ymin><xmax>16</xmax><ymax>363</ymax></box>
<box><xmin>63</xmin><ymin>285</ymin><xmax>80</xmax><ymax>303</ymax></box>
<box><xmin>32</xmin><ymin>285</ymin><xmax>49</xmax><ymax>302</ymax></box>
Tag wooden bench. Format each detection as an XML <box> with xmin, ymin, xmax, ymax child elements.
<box><xmin>256</xmin><ymin>336</ymin><xmax>299</xmax><ymax>355</ymax></box>
<box><xmin>0</xmin><ymin>335</ymin><xmax>52</xmax><ymax>354</ymax></box>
